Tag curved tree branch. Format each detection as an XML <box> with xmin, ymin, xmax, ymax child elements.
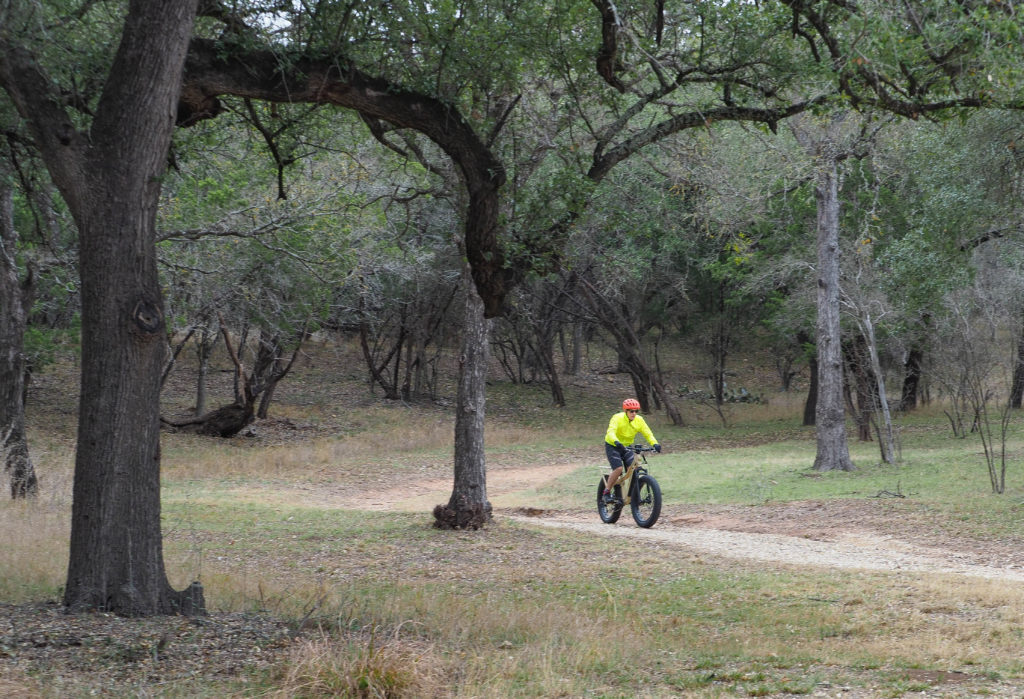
<box><xmin>180</xmin><ymin>38</ymin><xmax>510</xmax><ymax>316</ymax></box>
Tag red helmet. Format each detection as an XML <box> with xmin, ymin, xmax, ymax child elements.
<box><xmin>622</xmin><ymin>398</ymin><xmax>641</xmax><ymax>411</ymax></box>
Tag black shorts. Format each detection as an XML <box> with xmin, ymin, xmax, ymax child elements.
<box><xmin>605</xmin><ymin>442</ymin><xmax>634</xmax><ymax>470</ymax></box>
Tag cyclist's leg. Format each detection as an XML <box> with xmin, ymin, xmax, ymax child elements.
<box><xmin>603</xmin><ymin>444</ymin><xmax>633</xmax><ymax>502</ymax></box>
<box><xmin>604</xmin><ymin>467</ymin><xmax>622</xmax><ymax>498</ymax></box>
<box><xmin>603</xmin><ymin>443</ymin><xmax>624</xmax><ymax>501</ymax></box>
<box><xmin>614</xmin><ymin>452</ymin><xmax>635</xmax><ymax>492</ymax></box>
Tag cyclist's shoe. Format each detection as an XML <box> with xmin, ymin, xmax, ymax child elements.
<box><xmin>611</xmin><ymin>495</ymin><xmax>624</xmax><ymax>505</ymax></box>
<box><xmin>601</xmin><ymin>491</ymin><xmax>614</xmax><ymax>504</ymax></box>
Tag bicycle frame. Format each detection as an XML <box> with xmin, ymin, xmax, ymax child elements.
<box><xmin>607</xmin><ymin>447</ymin><xmax>651</xmax><ymax>505</ymax></box>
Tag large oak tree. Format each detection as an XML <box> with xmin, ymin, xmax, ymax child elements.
<box><xmin>0</xmin><ymin>0</ymin><xmax>204</xmax><ymax>614</ymax></box>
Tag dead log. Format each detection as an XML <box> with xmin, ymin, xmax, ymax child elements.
<box><xmin>161</xmin><ymin>403</ymin><xmax>254</xmax><ymax>437</ymax></box>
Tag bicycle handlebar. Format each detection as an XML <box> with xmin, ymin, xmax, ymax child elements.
<box><xmin>629</xmin><ymin>444</ymin><xmax>658</xmax><ymax>453</ymax></box>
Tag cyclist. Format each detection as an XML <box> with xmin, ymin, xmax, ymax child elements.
<box><xmin>603</xmin><ymin>398</ymin><xmax>661</xmax><ymax>504</ymax></box>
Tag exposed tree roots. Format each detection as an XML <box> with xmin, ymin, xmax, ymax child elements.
<box><xmin>432</xmin><ymin>499</ymin><xmax>492</xmax><ymax>530</ymax></box>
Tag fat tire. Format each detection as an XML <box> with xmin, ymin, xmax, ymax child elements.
<box><xmin>630</xmin><ymin>474</ymin><xmax>662</xmax><ymax>528</ymax></box>
<box><xmin>596</xmin><ymin>478</ymin><xmax>622</xmax><ymax>524</ymax></box>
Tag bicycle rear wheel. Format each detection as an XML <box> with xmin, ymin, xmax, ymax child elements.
<box><xmin>630</xmin><ymin>474</ymin><xmax>662</xmax><ymax>528</ymax></box>
<box><xmin>596</xmin><ymin>478</ymin><xmax>622</xmax><ymax>523</ymax></box>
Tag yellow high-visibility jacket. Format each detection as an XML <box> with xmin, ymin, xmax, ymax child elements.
<box><xmin>604</xmin><ymin>412</ymin><xmax>658</xmax><ymax>448</ymax></box>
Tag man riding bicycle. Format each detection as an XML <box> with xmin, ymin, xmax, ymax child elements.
<box><xmin>603</xmin><ymin>398</ymin><xmax>661</xmax><ymax>504</ymax></box>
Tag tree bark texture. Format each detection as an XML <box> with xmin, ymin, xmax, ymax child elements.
<box><xmin>0</xmin><ymin>182</ymin><xmax>38</xmax><ymax>498</ymax></box>
<box><xmin>843</xmin><ymin>335</ymin><xmax>875</xmax><ymax>443</ymax></box>
<box><xmin>861</xmin><ymin>313</ymin><xmax>896</xmax><ymax>463</ymax></box>
<box><xmin>0</xmin><ymin>0</ymin><xmax>205</xmax><ymax>614</ymax></box>
<box><xmin>797</xmin><ymin>330</ymin><xmax>817</xmax><ymax>426</ymax></box>
<box><xmin>434</xmin><ymin>266</ymin><xmax>492</xmax><ymax>529</ymax></box>
<box><xmin>69</xmin><ymin>2</ymin><xmax>204</xmax><ymax>615</ymax></box>
<box><xmin>1010</xmin><ymin>328</ymin><xmax>1024</xmax><ymax>410</ymax></box>
<box><xmin>900</xmin><ymin>347</ymin><xmax>924</xmax><ymax>411</ymax></box>
<box><xmin>812</xmin><ymin>152</ymin><xmax>855</xmax><ymax>472</ymax></box>
<box><xmin>803</xmin><ymin>353</ymin><xmax>818</xmax><ymax>427</ymax></box>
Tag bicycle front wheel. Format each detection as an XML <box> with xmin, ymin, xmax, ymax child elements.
<box><xmin>596</xmin><ymin>478</ymin><xmax>622</xmax><ymax>524</ymax></box>
<box><xmin>630</xmin><ymin>474</ymin><xmax>662</xmax><ymax>528</ymax></box>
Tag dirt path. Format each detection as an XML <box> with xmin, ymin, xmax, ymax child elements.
<box><xmin>224</xmin><ymin>461</ymin><xmax>1024</xmax><ymax>583</ymax></box>
<box><xmin>505</xmin><ymin>513</ymin><xmax>1024</xmax><ymax>582</ymax></box>
<box><xmin>320</xmin><ymin>461</ymin><xmax>1024</xmax><ymax>584</ymax></box>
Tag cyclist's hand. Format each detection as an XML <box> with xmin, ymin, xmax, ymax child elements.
<box><xmin>654</xmin><ymin>443</ymin><xmax>662</xmax><ymax>453</ymax></box>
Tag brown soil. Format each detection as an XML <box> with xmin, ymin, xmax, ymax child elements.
<box><xmin>0</xmin><ymin>605</ymin><xmax>294</xmax><ymax>696</ymax></box>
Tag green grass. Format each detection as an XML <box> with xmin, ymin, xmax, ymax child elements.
<box><xmin>655</xmin><ymin>436</ymin><xmax>1014</xmax><ymax>504</ymax></box>
<box><xmin>520</xmin><ymin>415</ymin><xmax>1024</xmax><ymax>539</ymax></box>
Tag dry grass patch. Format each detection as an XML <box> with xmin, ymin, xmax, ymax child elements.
<box><xmin>0</xmin><ymin>672</ymin><xmax>45</xmax><ymax>699</ymax></box>
<box><xmin>852</xmin><ymin>576</ymin><xmax>1024</xmax><ymax>666</ymax></box>
<box><xmin>0</xmin><ymin>462</ymin><xmax>72</xmax><ymax>602</ymax></box>
<box><xmin>271</xmin><ymin>630</ymin><xmax>449</xmax><ymax>698</ymax></box>
<box><xmin>161</xmin><ymin>408</ymin><xmax>462</xmax><ymax>484</ymax></box>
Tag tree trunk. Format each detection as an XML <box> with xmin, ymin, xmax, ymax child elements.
<box><xmin>843</xmin><ymin>336</ymin><xmax>874</xmax><ymax>442</ymax></box>
<box><xmin>900</xmin><ymin>347</ymin><xmax>924</xmax><ymax>411</ymax></box>
<box><xmin>537</xmin><ymin>339</ymin><xmax>566</xmax><ymax>407</ymax></box>
<box><xmin>0</xmin><ymin>181</ymin><xmax>39</xmax><ymax>498</ymax></box>
<box><xmin>195</xmin><ymin>325</ymin><xmax>215</xmax><ymax>416</ymax></box>
<box><xmin>434</xmin><ymin>266</ymin><xmax>492</xmax><ymax>529</ymax></box>
<box><xmin>1</xmin><ymin>0</ymin><xmax>206</xmax><ymax>614</ymax></box>
<box><xmin>401</xmin><ymin>331</ymin><xmax>416</xmax><ymax>401</ymax></box>
<box><xmin>569</xmin><ymin>322</ymin><xmax>583</xmax><ymax>375</ymax></box>
<box><xmin>1010</xmin><ymin>326</ymin><xmax>1024</xmax><ymax>410</ymax></box>
<box><xmin>710</xmin><ymin>288</ymin><xmax>729</xmax><ymax>406</ymax></box>
<box><xmin>861</xmin><ymin>312</ymin><xmax>896</xmax><ymax>463</ymax></box>
<box><xmin>811</xmin><ymin>149</ymin><xmax>855</xmax><ymax>472</ymax></box>
<box><xmin>776</xmin><ymin>355</ymin><xmax>797</xmax><ymax>392</ymax></box>
<box><xmin>251</xmin><ymin>331</ymin><xmax>303</xmax><ymax>419</ymax></box>
<box><xmin>798</xmin><ymin>331</ymin><xmax>817</xmax><ymax>426</ymax></box>
<box><xmin>232</xmin><ymin>323</ymin><xmax>251</xmax><ymax>404</ymax></box>
<box><xmin>256</xmin><ymin>385</ymin><xmax>277</xmax><ymax>420</ymax></box>
<box><xmin>359</xmin><ymin>315</ymin><xmax>403</xmax><ymax>400</ymax></box>
<box><xmin>803</xmin><ymin>355</ymin><xmax>818</xmax><ymax>426</ymax></box>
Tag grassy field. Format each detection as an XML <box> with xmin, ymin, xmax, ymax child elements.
<box><xmin>3</xmin><ymin>344</ymin><xmax>1024</xmax><ymax>697</ymax></box>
